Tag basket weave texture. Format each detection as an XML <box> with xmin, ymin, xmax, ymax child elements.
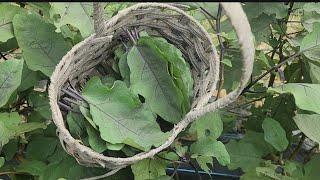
<box><xmin>48</xmin><ymin>2</ymin><xmax>254</xmax><ymax>172</ymax></box>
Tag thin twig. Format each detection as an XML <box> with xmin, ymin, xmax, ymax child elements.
<box><xmin>231</xmin><ymin>96</ymin><xmax>266</xmax><ymax>109</ymax></box>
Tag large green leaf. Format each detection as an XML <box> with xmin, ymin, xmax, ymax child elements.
<box><xmin>131</xmin><ymin>158</ymin><xmax>167</xmax><ymax>180</ymax></box>
<box><xmin>300</xmin><ymin>22</ymin><xmax>320</xmax><ymax>83</ymax></box>
<box><xmin>226</xmin><ymin>131</ymin><xmax>272</xmax><ymax>172</ymax></box>
<box><xmin>13</xmin><ymin>13</ymin><xmax>70</xmax><ymax>76</ymax></box>
<box><xmin>304</xmin><ymin>154</ymin><xmax>320</xmax><ymax>180</ymax></box>
<box><xmin>86</xmin><ymin>124</ymin><xmax>108</xmax><ymax>153</ymax></box>
<box><xmin>308</xmin><ymin>60</ymin><xmax>320</xmax><ymax>83</ymax></box>
<box><xmin>303</xmin><ymin>3</ymin><xmax>320</xmax><ymax>15</ymax></box>
<box><xmin>262</xmin><ymin>117</ymin><xmax>289</xmax><ymax>152</ymax></box>
<box><xmin>49</xmin><ymin>2</ymin><xmax>94</xmax><ymax>38</ymax></box>
<box><xmin>26</xmin><ymin>136</ymin><xmax>58</xmax><ymax>162</ymax></box>
<box><xmin>16</xmin><ymin>160</ymin><xmax>46</xmax><ymax>176</ymax></box>
<box><xmin>29</xmin><ymin>92</ymin><xmax>51</xmax><ymax>120</ymax></box>
<box><xmin>293</xmin><ymin>114</ymin><xmax>320</xmax><ymax>145</ymax></box>
<box><xmin>148</xmin><ymin>37</ymin><xmax>193</xmax><ymax>112</ymax></box>
<box><xmin>243</xmin><ymin>3</ymin><xmax>288</xmax><ymax>19</ymax></box>
<box><xmin>18</xmin><ymin>62</ymin><xmax>44</xmax><ymax>92</ymax></box>
<box><xmin>250</xmin><ymin>13</ymin><xmax>276</xmax><ymax>44</ymax></box>
<box><xmin>245</xmin><ymin>95</ymin><xmax>297</xmax><ymax>137</ymax></box>
<box><xmin>301</xmin><ymin>22</ymin><xmax>320</xmax><ymax>61</ymax></box>
<box><xmin>190</xmin><ymin>111</ymin><xmax>223</xmax><ymax>140</ymax></box>
<box><xmin>0</xmin><ymin>3</ymin><xmax>24</xmax><ymax>42</ymax></box>
<box><xmin>81</xmin><ymin>77</ymin><xmax>168</xmax><ymax>151</ymax></box>
<box><xmin>191</xmin><ymin>139</ymin><xmax>230</xmax><ymax>166</ymax></box>
<box><xmin>269</xmin><ymin>83</ymin><xmax>320</xmax><ymax>114</ymax></box>
<box><xmin>226</xmin><ymin>140</ymin><xmax>263</xmax><ymax>172</ymax></box>
<box><xmin>127</xmin><ymin>37</ymin><xmax>185</xmax><ymax>123</ymax></box>
<box><xmin>0</xmin><ymin>58</ymin><xmax>24</xmax><ymax>107</ymax></box>
<box><xmin>0</xmin><ymin>112</ymin><xmax>46</xmax><ymax>147</ymax></box>
<box><xmin>196</xmin><ymin>156</ymin><xmax>213</xmax><ymax>173</ymax></box>
<box><xmin>66</xmin><ymin>112</ymin><xmax>86</xmax><ymax>138</ymax></box>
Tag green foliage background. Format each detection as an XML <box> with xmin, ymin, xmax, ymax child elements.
<box><xmin>0</xmin><ymin>2</ymin><xmax>320</xmax><ymax>180</ymax></box>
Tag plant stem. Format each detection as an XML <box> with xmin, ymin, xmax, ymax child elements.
<box><xmin>189</xmin><ymin>160</ymin><xmax>202</xmax><ymax>180</ymax></box>
<box><xmin>0</xmin><ymin>52</ymin><xmax>7</xmax><ymax>60</ymax></box>
<box><xmin>216</xmin><ymin>4</ymin><xmax>225</xmax><ymax>99</ymax></box>
<box><xmin>242</xmin><ymin>50</ymin><xmax>302</xmax><ymax>94</ymax></box>
<box><xmin>200</xmin><ymin>7</ymin><xmax>217</xmax><ymax>21</ymax></box>
<box><xmin>289</xmin><ymin>134</ymin><xmax>306</xmax><ymax>160</ymax></box>
<box><xmin>268</xmin><ymin>2</ymin><xmax>294</xmax><ymax>87</ymax></box>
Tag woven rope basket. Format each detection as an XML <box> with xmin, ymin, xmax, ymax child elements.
<box><xmin>49</xmin><ymin>2</ymin><xmax>254</xmax><ymax>172</ymax></box>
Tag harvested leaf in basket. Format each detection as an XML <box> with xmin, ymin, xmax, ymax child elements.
<box><xmin>127</xmin><ymin>36</ymin><xmax>193</xmax><ymax>123</ymax></box>
<box><xmin>81</xmin><ymin>77</ymin><xmax>169</xmax><ymax>151</ymax></box>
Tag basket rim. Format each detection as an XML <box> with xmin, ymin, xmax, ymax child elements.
<box><xmin>48</xmin><ymin>2</ymin><xmax>254</xmax><ymax>171</ymax></box>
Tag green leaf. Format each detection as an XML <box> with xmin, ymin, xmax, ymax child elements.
<box><xmin>27</xmin><ymin>3</ymin><xmax>51</xmax><ymax>19</ymax></box>
<box><xmin>0</xmin><ymin>3</ymin><xmax>24</xmax><ymax>42</ymax></box>
<box><xmin>226</xmin><ymin>140</ymin><xmax>263</xmax><ymax>172</ymax></box>
<box><xmin>147</xmin><ymin>37</ymin><xmax>193</xmax><ymax>112</ymax></box>
<box><xmin>240</xmin><ymin>170</ymin><xmax>270</xmax><ymax>180</ymax></box>
<box><xmin>86</xmin><ymin>124</ymin><xmax>108</xmax><ymax>153</ymax></box>
<box><xmin>226</xmin><ymin>131</ymin><xmax>272</xmax><ymax>172</ymax></box>
<box><xmin>304</xmin><ymin>154</ymin><xmax>320</xmax><ymax>180</ymax></box>
<box><xmin>82</xmin><ymin>77</ymin><xmax>168</xmax><ymax>151</ymax></box>
<box><xmin>283</xmin><ymin>161</ymin><xmax>304</xmax><ymax>178</ymax></box>
<box><xmin>66</xmin><ymin>111</ymin><xmax>86</xmax><ymax>139</ymax></box>
<box><xmin>269</xmin><ymin>83</ymin><xmax>320</xmax><ymax>114</ymax></box>
<box><xmin>190</xmin><ymin>111</ymin><xmax>223</xmax><ymax>140</ymax></box>
<box><xmin>127</xmin><ymin>37</ymin><xmax>185</xmax><ymax>123</ymax></box>
<box><xmin>0</xmin><ymin>112</ymin><xmax>46</xmax><ymax>147</ymax></box>
<box><xmin>13</xmin><ymin>13</ymin><xmax>70</xmax><ymax>76</ymax></box>
<box><xmin>49</xmin><ymin>3</ymin><xmax>94</xmax><ymax>38</ymax></box>
<box><xmin>18</xmin><ymin>62</ymin><xmax>44</xmax><ymax>92</ymax></box>
<box><xmin>196</xmin><ymin>156</ymin><xmax>213</xmax><ymax>173</ymax></box>
<box><xmin>0</xmin><ymin>157</ymin><xmax>4</xmax><ymax>168</ymax></box>
<box><xmin>191</xmin><ymin>139</ymin><xmax>230</xmax><ymax>166</ymax></box>
<box><xmin>16</xmin><ymin>160</ymin><xmax>46</xmax><ymax>176</ymax></box>
<box><xmin>243</xmin><ymin>3</ymin><xmax>288</xmax><ymax>19</ymax></box>
<box><xmin>256</xmin><ymin>166</ymin><xmax>294</xmax><ymax>180</ymax></box>
<box><xmin>245</xmin><ymin>95</ymin><xmax>297</xmax><ymax>136</ymax></box>
<box><xmin>300</xmin><ymin>22</ymin><xmax>320</xmax><ymax>61</ymax></box>
<box><xmin>1</xmin><ymin>139</ymin><xmax>18</xmax><ymax>160</ymax></box>
<box><xmin>131</xmin><ymin>158</ymin><xmax>167</xmax><ymax>180</ymax></box>
<box><xmin>26</xmin><ymin>136</ymin><xmax>59</xmax><ymax>162</ymax></box>
<box><xmin>249</xmin><ymin>13</ymin><xmax>275</xmax><ymax>44</ymax></box>
<box><xmin>0</xmin><ymin>58</ymin><xmax>24</xmax><ymax>107</ymax></box>
<box><xmin>303</xmin><ymin>3</ymin><xmax>320</xmax><ymax>14</ymax></box>
<box><xmin>117</xmin><ymin>51</ymin><xmax>130</xmax><ymax>86</ymax></box>
<box><xmin>262</xmin><ymin>117</ymin><xmax>289</xmax><ymax>152</ymax></box>
<box><xmin>293</xmin><ymin>114</ymin><xmax>320</xmax><ymax>145</ymax></box>
<box><xmin>302</xmin><ymin>10</ymin><xmax>320</xmax><ymax>32</ymax></box>
<box><xmin>29</xmin><ymin>92</ymin><xmax>51</xmax><ymax>120</ymax></box>
<box><xmin>308</xmin><ymin>60</ymin><xmax>320</xmax><ymax>83</ymax></box>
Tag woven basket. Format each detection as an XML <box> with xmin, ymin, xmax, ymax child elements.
<box><xmin>48</xmin><ymin>2</ymin><xmax>254</xmax><ymax>172</ymax></box>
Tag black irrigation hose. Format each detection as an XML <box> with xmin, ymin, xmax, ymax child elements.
<box><xmin>166</xmin><ymin>167</ymin><xmax>241</xmax><ymax>179</ymax></box>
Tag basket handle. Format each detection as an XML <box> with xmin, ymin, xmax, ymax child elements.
<box><xmin>93</xmin><ymin>2</ymin><xmax>106</xmax><ymax>37</ymax></box>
